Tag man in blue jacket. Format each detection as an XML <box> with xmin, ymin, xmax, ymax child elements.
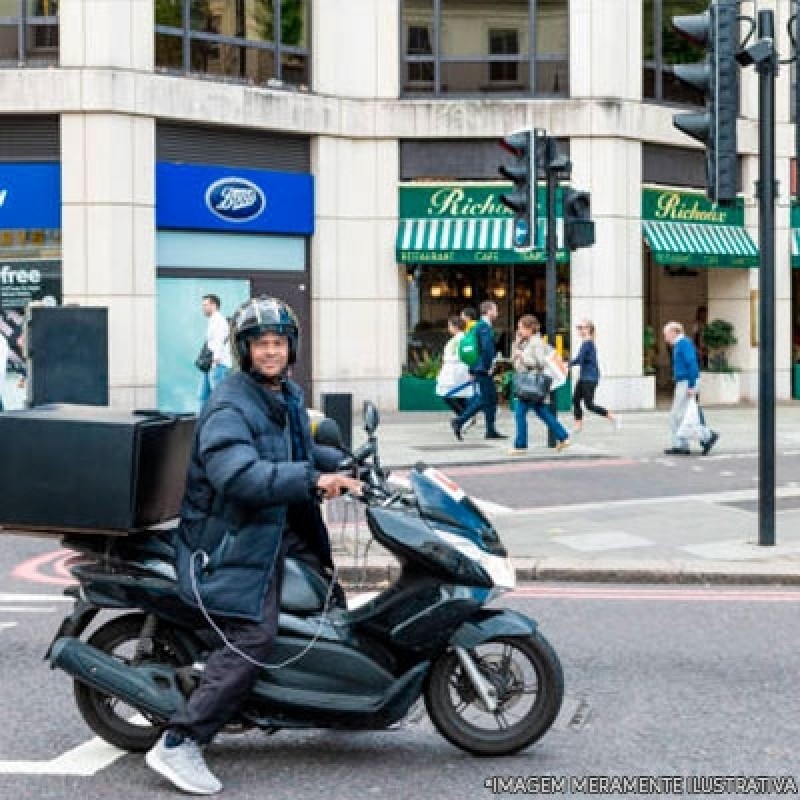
<box><xmin>146</xmin><ymin>296</ymin><xmax>361</xmax><ymax>795</ymax></box>
<box><xmin>663</xmin><ymin>321</ymin><xmax>719</xmax><ymax>456</ymax></box>
<box><xmin>451</xmin><ymin>300</ymin><xmax>507</xmax><ymax>441</ymax></box>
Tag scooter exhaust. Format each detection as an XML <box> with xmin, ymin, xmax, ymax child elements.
<box><xmin>49</xmin><ymin>637</ymin><xmax>186</xmax><ymax>720</ymax></box>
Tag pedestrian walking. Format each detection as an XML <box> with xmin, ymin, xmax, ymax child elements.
<box><xmin>197</xmin><ymin>294</ymin><xmax>232</xmax><ymax>408</ymax></box>
<box><xmin>435</xmin><ymin>315</ymin><xmax>477</xmax><ymax>428</ymax></box>
<box><xmin>662</xmin><ymin>321</ymin><xmax>719</xmax><ymax>456</ymax></box>
<box><xmin>509</xmin><ymin>315</ymin><xmax>570</xmax><ymax>454</ymax></box>
<box><xmin>451</xmin><ymin>301</ymin><xmax>507</xmax><ymax>441</ymax></box>
<box><xmin>569</xmin><ymin>318</ymin><xmax>618</xmax><ymax>433</ymax></box>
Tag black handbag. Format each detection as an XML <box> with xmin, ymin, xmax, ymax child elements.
<box><xmin>514</xmin><ymin>370</ymin><xmax>552</xmax><ymax>404</ymax></box>
<box><xmin>194</xmin><ymin>343</ymin><xmax>213</xmax><ymax>373</ymax></box>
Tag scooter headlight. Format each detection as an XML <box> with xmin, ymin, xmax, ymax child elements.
<box><xmin>435</xmin><ymin>531</ymin><xmax>516</xmax><ymax>592</ymax></box>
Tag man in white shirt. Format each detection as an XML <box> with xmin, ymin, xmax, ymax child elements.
<box><xmin>0</xmin><ymin>331</ymin><xmax>8</xmax><ymax>411</ymax></box>
<box><xmin>198</xmin><ymin>294</ymin><xmax>232</xmax><ymax>407</ymax></box>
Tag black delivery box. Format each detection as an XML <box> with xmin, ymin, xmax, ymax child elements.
<box><xmin>0</xmin><ymin>405</ymin><xmax>196</xmax><ymax>533</ymax></box>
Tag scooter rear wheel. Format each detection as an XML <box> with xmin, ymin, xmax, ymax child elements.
<box><xmin>73</xmin><ymin>614</ymin><xmax>194</xmax><ymax>752</ymax></box>
<box><xmin>424</xmin><ymin>632</ymin><xmax>563</xmax><ymax>756</ymax></box>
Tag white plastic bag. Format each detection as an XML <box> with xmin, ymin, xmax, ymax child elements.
<box><xmin>677</xmin><ymin>396</ymin><xmax>703</xmax><ymax>440</ymax></box>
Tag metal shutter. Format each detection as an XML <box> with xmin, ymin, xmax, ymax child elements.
<box><xmin>156</xmin><ymin>121</ymin><xmax>310</xmax><ymax>173</ymax></box>
<box><xmin>0</xmin><ymin>115</ymin><xmax>60</xmax><ymax>161</ymax></box>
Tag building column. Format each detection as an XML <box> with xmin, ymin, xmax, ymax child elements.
<box><xmin>311</xmin><ymin>0</ymin><xmax>401</xmax><ymax>410</ymax></box>
<box><xmin>59</xmin><ymin>0</ymin><xmax>155</xmax><ymax>407</ymax></box>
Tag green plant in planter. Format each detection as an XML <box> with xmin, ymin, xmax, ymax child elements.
<box><xmin>403</xmin><ymin>350</ymin><xmax>442</xmax><ymax>380</ymax></box>
<box><xmin>702</xmin><ymin>318</ymin><xmax>737</xmax><ymax>372</ymax></box>
<box><xmin>643</xmin><ymin>325</ymin><xmax>657</xmax><ymax>375</ymax></box>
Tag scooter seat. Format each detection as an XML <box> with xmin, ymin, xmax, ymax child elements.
<box><xmin>280</xmin><ymin>558</ymin><xmax>328</xmax><ymax>613</ymax></box>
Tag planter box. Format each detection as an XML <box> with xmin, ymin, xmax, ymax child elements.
<box><xmin>398</xmin><ymin>376</ymin><xmax>449</xmax><ymax>412</ymax></box>
<box><xmin>700</xmin><ymin>371</ymin><xmax>740</xmax><ymax>405</ymax></box>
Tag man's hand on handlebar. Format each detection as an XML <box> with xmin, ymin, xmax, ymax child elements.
<box><xmin>315</xmin><ymin>474</ymin><xmax>364</xmax><ymax>499</ymax></box>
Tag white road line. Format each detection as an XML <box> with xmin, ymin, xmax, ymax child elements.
<box><xmin>0</xmin><ymin>607</ymin><xmax>57</xmax><ymax>613</ymax></box>
<box><xmin>0</xmin><ymin>594</ymin><xmax>71</xmax><ymax>603</ymax></box>
<box><xmin>0</xmin><ymin>623</ymin><xmax>17</xmax><ymax>631</ymax></box>
<box><xmin>0</xmin><ymin>736</ymin><xmax>126</xmax><ymax>776</ymax></box>
<box><xmin>514</xmin><ymin>486</ymin><xmax>800</xmax><ymax>516</ymax></box>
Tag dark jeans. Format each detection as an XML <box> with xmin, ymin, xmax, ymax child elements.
<box><xmin>455</xmin><ymin>373</ymin><xmax>498</xmax><ymax>434</ymax></box>
<box><xmin>514</xmin><ymin>398</ymin><xmax>569</xmax><ymax>448</ymax></box>
<box><xmin>443</xmin><ymin>396</ymin><xmax>467</xmax><ymax>416</ymax></box>
<box><xmin>572</xmin><ymin>380</ymin><xmax>608</xmax><ymax>421</ymax></box>
<box><xmin>169</xmin><ymin>536</ymin><xmax>290</xmax><ymax>745</ymax></box>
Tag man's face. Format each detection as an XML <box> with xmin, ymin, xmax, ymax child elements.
<box><xmin>201</xmin><ymin>298</ymin><xmax>215</xmax><ymax>318</ymax></box>
<box><xmin>663</xmin><ymin>326</ymin><xmax>676</xmax><ymax>346</ymax></box>
<box><xmin>249</xmin><ymin>331</ymin><xmax>290</xmax><ymax>379</ymax></box>
<box><xmin>486</xmin><ymin>303</ymin><xmax>498</xmax><ymax>322</ymax></box>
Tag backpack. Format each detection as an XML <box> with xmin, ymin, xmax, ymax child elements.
<box><xmin>458</xmin><ymin>324</ymin><xmax>480</xmax><ymax>367</ymax></box>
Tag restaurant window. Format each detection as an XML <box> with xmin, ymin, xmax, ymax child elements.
<box><xmin>0</xmin><ymin>0</ymin><xmax>59</xmax><ymax>66</ymax></box>
<box><xmin>155</xmin><ymin>0</ymin><xmax>310</xmax><ymax>89</ymax></box>
<box><xmin>643</xmin><ymin>0</ymin><xmax>706</xmax><ymax>105</ymax></box>
<box><xmin>401</xmin><ymin>0</ymin><xmax>569</xmax><ymax>96</ymax></box>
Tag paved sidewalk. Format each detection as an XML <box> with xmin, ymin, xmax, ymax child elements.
<box><xmin>334</xmin><ymin>403</ymin><xmax>800</xmax><ymax>586</ymax></box>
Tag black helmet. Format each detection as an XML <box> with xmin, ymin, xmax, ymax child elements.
<box><xmin>231</xmin><ymin>295</ymin><xmax>300</xmax><ymax>370</ymax></box>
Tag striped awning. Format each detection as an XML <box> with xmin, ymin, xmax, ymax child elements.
<box><xmin>643</xmin><ymin>220</ymin><xmax>758</xmax><ymax>268</ymax></box>
<box><xmin>396</xmin><ymin>217</ymin><xmax>567</xmax><ymax>265</ymax></box>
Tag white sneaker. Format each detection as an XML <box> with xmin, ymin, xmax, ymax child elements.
<box><xmin>462</xmin><ymin>416</ymin><xmax>477</xmax><ymax>433</ymax></box>
<box><xmin>146</xmin><ymin>732</ymin><xmax>223</xmax><ymax>795</ymax></box>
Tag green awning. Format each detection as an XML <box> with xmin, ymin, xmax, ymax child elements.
<box><xmin>396</xmin><ymin>217</ymin><xmax>568</xmax><ymax>265</ymax></box>
<box><xmin>643</xmin><ymin>219</ymin><xmax>758</xmax><ymax>268</ymax></box>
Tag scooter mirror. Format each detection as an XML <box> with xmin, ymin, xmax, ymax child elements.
<box><xmin>363</xmin><ymin>401</ymin><xmax>380</xmax><ymax>435</ymax></box>
<box><xmin>314</xmin><ymin>418</ymin><xmax>345</xmax><ymax>450</ymax></box>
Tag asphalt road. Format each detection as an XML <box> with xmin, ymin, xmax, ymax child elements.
<box><xmin>0</xmin><ymin>528</ymin><xmax>798</xmax><ymax>800</ymax></box>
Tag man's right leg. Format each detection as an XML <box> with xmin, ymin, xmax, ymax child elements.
<box><xmin>477</xmin><ymin>374</ymin><xmax>503</xmax><ymax>437</ymax></box>
<box><xmin>667</xmin><ymin>381</ymin><xmax>691</xmax><ymax>453</ymax></box>
<box><xmin>453</xmin><ymin>383</ymin><xmax>485</xmax><ymax>438</ymax></box>
<box><xmin>147</xmin><ymin>556</ymin><xmax>284</xmax><ymax>794</ymax></box>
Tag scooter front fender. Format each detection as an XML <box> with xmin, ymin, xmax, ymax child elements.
<box><xmin>449</xmin><ymin>608</ymin><xmax>538</xmax><ymax>650</ymax></box>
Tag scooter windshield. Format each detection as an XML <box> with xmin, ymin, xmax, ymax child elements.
<box><xmin>410</xmin><ymin>465</ymin><xmax>505</xmax><ymax>555</ymax></box>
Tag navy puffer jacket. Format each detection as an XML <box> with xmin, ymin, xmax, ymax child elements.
<box><xmin>174</xmin><ymin>371</ymin><xmax>336</xmax><ymax>622</ymax></box>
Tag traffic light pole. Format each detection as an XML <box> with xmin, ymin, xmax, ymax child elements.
<box><xmin>545</xmin><ymin>157</ymin><xmax>559</xmax><ymax>449</ymax></box>
<box><xmin>755</xmin><ymin>9</ymin><xmax>778</xmax><ymax>546</ymax></box>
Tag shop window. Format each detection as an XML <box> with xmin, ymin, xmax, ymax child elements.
<box><xmin>155</xmin><ymin>0</ymin><xmax>309</xmax><ymax>89</ymax></box>
<box><xmin>401</xmin><ymin>0</ymin><xmax>567</xmax><ymax>97</ymax></box>
<box><xmin>0</xmin><ymin>0</ymin><xmax>58</xmax><ymax>66</ymax></box>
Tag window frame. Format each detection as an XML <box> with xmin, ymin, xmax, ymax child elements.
<box><xmin>643</xmin><ymin>0</ymin><xmax>706</xmax><ymax>108</ymax></box>
<box><xmin>154</xmin><ymin>0</ymin><xmax>311</xmax><ymax>89</ymax></box>
<box><xmin>0</xmin><ymin>0</ymin><xmax>59</xmax><ymax>66</ymax></box>
<box><xmin>400</xmin><ymin>0</ymin><xmax>569</xmax><ymax>98</ymax></box>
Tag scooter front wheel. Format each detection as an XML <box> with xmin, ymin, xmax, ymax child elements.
<box><xmin>424</xmin><ymin>632</ymin><xmax>564</xmax><ymax>756</ymax></box>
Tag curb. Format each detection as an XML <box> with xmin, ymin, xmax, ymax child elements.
<box><xmin>384</xmin><ymin>451</ymin><xmax>614</xmax><ymax>471</ymax></box>
<box><xmin>337</xmin><ymin>563</ymin><xmax>800</xmax><ymax>589</ymax></box>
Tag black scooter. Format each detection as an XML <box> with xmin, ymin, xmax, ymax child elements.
<box><xmin>46</xmin><ymin>403</ymin><xmax>564</xmax><ymax>757</ymax></box>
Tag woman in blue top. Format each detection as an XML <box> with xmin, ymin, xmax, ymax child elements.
<box><xmin>569</xmin><ymin>319</ymin><xmax>618</xmax><ymax>432</ymax></box>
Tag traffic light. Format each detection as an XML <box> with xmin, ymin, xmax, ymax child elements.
<box><xmin>498</xmin><ymin>130</ymin><xmax>536</xmax><ymax>249</ymax></box>
<box><xmin>671</xmin><ymin>0</ymin><xmax>739</xmax><ymax>205</ymax></box>
<box><xmin>562</xmin><ymin>188</ymin><xmax>595</xmax><ymax>251</ymax></box>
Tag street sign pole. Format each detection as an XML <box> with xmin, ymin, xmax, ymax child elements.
<box><xmin>755</xmin><ymin>9</ymin><xmax>777</xmax><ymax>546</ymax></box>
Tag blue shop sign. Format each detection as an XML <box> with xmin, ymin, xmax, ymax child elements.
<box><xmin>0</xmin><ymin>163</ymin><xmax>61</xmax><ymax>229</ymax></box>
<box><xmin>157</xmin><ymin>163</ymin><xmax>314</xmax><ymax>235</ymax></box>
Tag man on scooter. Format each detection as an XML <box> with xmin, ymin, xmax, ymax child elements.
<box><xmin>146</xmin><ymin>295</ymin><xmax>362</xmax><ymax>795</ymax></box>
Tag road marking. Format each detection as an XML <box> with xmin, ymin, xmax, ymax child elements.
<box><xmin>513</xmin><ymin>486</ymin><xmax>800</xmax><ymax>515</ymax></box>
<box><xmin>0</xmin><ymin>606</ymin><xmax>57</xmax><ymax>613</ymax></box>
<box><xmin>0</xmin><ymin>593</ymin><xmax>71</xmax><ymax>603</ymax></box>
<box><xmin>0</xmin><ymin>735</ymin><xmax>126</xmax><ymax>776</ymax></box>
<box><xmin>0</xmin><ymin>623</ymin><xmax>17</xmax><ymax>631</ymax></box>
<box><xmin>551</xmin><ymin>532</ymin><xmax>652</xmax><ymax>552</ymax></box>
<box><xmin>720</xmin><ymin>471</ymin><xmax>735</xmax><ymax>477</ymax></box>
<box><xmin>512</xmin><ymin>586</ymin><xmax>800</xmax><ymax>602</ymax></box>
<box><xmin>12</xmin><ymin>549</ymin><xmax>75</xmax><ymax>587</ymax></box>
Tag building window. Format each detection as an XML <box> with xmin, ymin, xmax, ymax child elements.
<box><xmin>401</xmin><ymin>0</ymin><xmax>569</xmax><ymax>97</ymax></box>
<box><xmin>643</xmin><ymin>0</ymin><xmax>705</xmax><ymax>105</ymax></box>
<box><xmin>155</xmin><ymin>0</ymin><xmax>310</xmax><ymax>89</ymax></box>
<box><xmin>0</xmin><ymin>0</ymin><xmax>59</xmax><ymax>66</ymax></box>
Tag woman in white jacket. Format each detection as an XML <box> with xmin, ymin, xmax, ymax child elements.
<box><xmin>436</xmin><ymin>315</ymin><xmax>477</xmax><ymax>421</ymax></box>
